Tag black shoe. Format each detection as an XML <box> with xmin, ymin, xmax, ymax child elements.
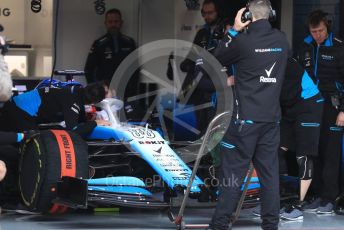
<box><xmin>280</xmin><ymin>204</ymin><xmax>303</xmax><ymax>221</ymax></box>
<box><xmin>303</xmin><ymin>197</ymin><xmax>321</xmax><ymax>212</ymax></box>
<box><xmin>15</xmin><ymin>203</ymin><xmax>40</xmax><ymax>215</ymax></box>
<box><xmin>1</xmin><ymin>203</ymin><xmax>18</xmax><ymax>212</ymax></box>
<box><xmin>207</xmin><ymin>223</ymin><xmax>232</xmax><ymax>230</ymax></box>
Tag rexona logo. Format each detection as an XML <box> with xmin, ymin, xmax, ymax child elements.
<box><xmin>260</xmin><ymin>62</ymin><xmax>277</xmax><ymax>83</ymax></box>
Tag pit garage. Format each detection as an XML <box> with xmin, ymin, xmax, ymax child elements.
<box><xmin>0</xmin><ymin>0</ymin><xmax>344</xmax><ymax>229</ymax></box>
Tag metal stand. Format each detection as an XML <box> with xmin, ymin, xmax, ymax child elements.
<box><xmin>171</xmin><ymin>111</ymin><xmax>255</xmax><ymax>229</ymax></box>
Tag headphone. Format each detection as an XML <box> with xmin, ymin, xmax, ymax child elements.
<box><xmin>241</xmin><ymin>0</ymin><xmax>276</xmax><ymax>23</ymax></box>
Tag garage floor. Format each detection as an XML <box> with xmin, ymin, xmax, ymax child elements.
<box><xmin>1</xmin><ymin>207</ymin><xmax>344</xmax><ymax>230</ymax></box>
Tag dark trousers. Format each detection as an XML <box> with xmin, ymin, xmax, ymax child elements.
<box><xmin>210</xmin><ymin>121</ymin><xmax>280</xmax><ymax>230</ymax></box>
<box><xmin>0</xmin><ymin>101</ymin><xmax>37</xmax><ymax>132</ymax></box>
<box><xmin>0</xmin><ymin>145</ymin><xmax>20</xmax><ymax>205</ymax></box>
<box><xmin>313</xmin><ymin>97</ymin><xmax>343</xmax><ymax>202</ymax></box>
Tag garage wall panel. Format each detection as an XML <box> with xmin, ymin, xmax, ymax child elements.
<box><xmin>55</xmin><ymin>0</ymin><xmax>139</xmax><ymax>79</ymax></box>
<box><xmin>0</xmin><ymin>0</ymin><xmax>25</xmax><ymax>44</ymax></box>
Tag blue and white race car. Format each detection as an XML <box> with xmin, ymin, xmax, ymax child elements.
<box><xmin>18</xmin><ymin>78</ymin><xmax>261</xmax><ymax>214</ymax></box>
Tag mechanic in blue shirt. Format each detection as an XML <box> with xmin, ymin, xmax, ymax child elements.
<box><xmin>85</xmin><ymin>8</ymin><xmax>142</xmax><ymax>120</ymax></box>
<box><xmin>277</xmin><ymin>58</ymin><xmax>323</xmax><ymax>220</ymax></box>
<box><xmin>84</xmin><ymin>8</ymin><xmax>136</xmax><ymax>85</ymax></box>
<box><xmin>0</xmin><ymin>82</ymin><xmax>110</xmax><ymax>137</ymax></box>
<box><xmin>296</xmin><ymin>9</ymin><xmax>344</xmax><ymax>214</ymax></box>
<box><xmin>179</xmin><ymin>0</ymin><xmax>225</xmax><ymax>136</ymax></box>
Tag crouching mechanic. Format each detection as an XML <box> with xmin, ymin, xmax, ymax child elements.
<box><xmin>278</xmin><ymin>58</ymin><xmax>324</xmax><ymax>220</ymax></box>
<box><xmin>209</xmin><ymin>1</ymin><xmax>289</xmax><ymax>229</ymax></box>
<box><xmin>0</xmin><ymin>82</ymin><xmax>110</xmax><ymax>137</ymax></box>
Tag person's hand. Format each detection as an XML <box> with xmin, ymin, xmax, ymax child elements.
<box><xmin>104</xmin><ymin>85</ymin><xmax>116</xmax><ymax>98</ymax></box>
<box><xmin>233</xmin><ymin>8</ymin><xmax>251</xmax><ymax>32</ymax></box>
<box><xmin>0</xmin><ymin>160</ymin><xmax>7</xmax><ymax>182</ymax></box>
<box><xmin>227</xmin><ymin>75</ymin><xmax>235</xmax><ymax>86</ymax></box>
<box><xmin>106</xmin><ymin>89</ymin><xmax>117</xmax><ymax>98</ymax></box>
<box><xmin>95</xmin><ymin>119</ymin><xmax>111</xmax><ymax>127</ymax></box>
<box><xmin>336</xmin><ymin>112</ymin><xmax>344</xmax><ymax>126</ymax></box>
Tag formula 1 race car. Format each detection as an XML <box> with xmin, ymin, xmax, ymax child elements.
<box><xmin>17</xmin><ymin>77</ymin><xmax>261</xmax><ymax>215</ymax></box>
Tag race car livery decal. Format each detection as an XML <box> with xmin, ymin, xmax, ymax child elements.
<box><xmin>122</xmin><ymin>127</ymin><xmax>203</xmax><ymax>193</ymax></box>
<box><xmin>90</xmin><ymin>126</ymin><xmax>203</xmax><ymax>193</ymax></box>
<box><xmin>138</xmin><ymin>140</ymin><xmax>165</xmax><ymax>144</ymax></box>
<box><xmin>128</xmin><ymin>128</ymin><xmax>155</xmax><ymax>139</ymax></box>
<box><xmin>89</xmin><ymin>185</ymin><xmax>153</xmax><ymax>196</ymax></box>
<box><xmin>87</xmin><ymin>176</ymin><xmax>146</xmax><ymax>187</ymax></box>
<box><xmin>88</xmin><ymin>126</ymin><xmax>120</xmax><ymax>140</ymax></box>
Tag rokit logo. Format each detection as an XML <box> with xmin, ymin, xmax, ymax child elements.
<box><xmin>0</xmin><ymin>8</ymin><xmax>11</xmax><ymax>17</ymax></box>
<box><xmin>138</xmin><ymin>140</ymin><xmax>165</xmax><ymax>145</ymax></box>
<box><xmin>260</xmin><ymin>62</ymin><xmax>277</xmax><ymax>83</ymax></box>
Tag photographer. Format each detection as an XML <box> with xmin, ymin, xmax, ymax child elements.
<box><xmin>0</xmin><ymin>39</ymin><xmax>27</xmax><ymax>183</ymax></box>
<box><xmin>209</xmin><ymin>1</ymin><xmax>289</xmax><ymax>229</ymax></box>
<box><xmin>0</xmin><ymin>36</ymin><xmax>11</xmax><ymax>103</ymax></box>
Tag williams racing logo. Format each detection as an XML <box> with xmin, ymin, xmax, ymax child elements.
<box><xmin>321</xmin><ymin>54</ymin><xmax>334</xmax><ymax>61</ymax></box>
<box><xmin>260</xmin><ymin>62</ymin><xmax>277</xmax><ymax>83</ymax></box>
<box><xmin>255</xmin><ymin>48</ymin><xmax>282</xmax><ymax>53</ymax></box>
